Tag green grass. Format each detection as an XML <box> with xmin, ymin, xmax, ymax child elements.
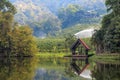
<box><xmin>36</xmin><ymin>53</ymin><xmax>69</xmax><ymax>58</ymax></box>
<box><xmin>35</xmin><ymin>52</ymin><xmax>120</xmax><ymax>62</ymax></box>
<box><xmin>90</xmin><ymin>53</ymin><xmax>120</xmax><ymax>62</ymax></box>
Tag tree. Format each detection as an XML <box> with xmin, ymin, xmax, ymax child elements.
<box><xmin>0</xmin><ymin>1</ymin><xmax>38</xmax><ymax>56</ymax></box>
<box><xmin>91</xmin><ymin>0</ymin><xmax>120</xmax><ymax>53</ymax></box>
<box><xmin>105</xmin><ymin>0</ymin><xmax>120</xmax><ymax>15</ymax></box>
<box><xmin>0</xmin><ymin>0</ymin><xmax>16</xmax><ymax>14</ymax></box>
<box><xmin>64</xmin><ymin>34</ymin><xmax>76</xmax><ymax>52</ymax></box>
<box><xmin>104</xmin><ymin>16</ymin><xmax>120</xmax><ymax>53</ymax></box>
<box><xmin>0</xmin><ymin>12</ymin><xmax>14</xmax><ymax>56</ymax></box>
<box><xmin>91</xmin><ymin>29</ymin><xmax>105</xmax><ymax>53</ymax></box>
<box><xmin>0</xmin><ymin>0</ymin><xmax>17</xmax><ymax>56</ymax></box>
<box><xmin>9</xmin><ymin>26</ymin><xmax>38</xmax><ymax>56</ymax></box>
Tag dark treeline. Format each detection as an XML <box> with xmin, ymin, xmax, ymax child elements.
<box><xmin>0</xmin><ymin>0</ymin><xmax>38</xmax><ymax>57</ymax></box>
<box><xmin>91</xmin><ymin>0</ymin><xmax>120</xmax><ymax>54</ymax></box>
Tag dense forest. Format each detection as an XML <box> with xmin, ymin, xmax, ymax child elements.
<box><xmin>91</xmin><ymin>0</ymin><xmax>120</xmax><ymax>54</ymax></box>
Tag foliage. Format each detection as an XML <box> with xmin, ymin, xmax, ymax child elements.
<box><xmin>9</xmin><ymin>26</ymin><xmax>38</xmax><ymax>56</ymax></box>
<box><xmin>36</xmin><ymin>38</ymin><xmax>66</xmax><ymax>53</ymax></box>
<box><xmin>0</xmin><ymin>0</ymin><xmax>16</xmax><ymax>14</ymax></box>
<box><xmin>36</xmin><ymin>35</ymin><xmax>93</xmax><ymax>54</ymax></box>
<box><xmin>36</xmin><ymin>33</ymin><xmax>78</xmax><ymax>53</ymax></box>
<box><xmin>91</xmin><ymin>0</ymin><xmax>120</xmax><ymax>54</ymax></box>
<box><xmin>0</xmin><ymin>2</ymin><xmax>38</xmax><ymax>57</ymax></box>
<box><xmin>64</xmin><ymin>34</ymin><xmax>76</xmax><ymax>52</ymax></box>
<box><xmin>0</xmin><ymin>12</ymin><xmax>14</xmax><ymax>56</ymax></box>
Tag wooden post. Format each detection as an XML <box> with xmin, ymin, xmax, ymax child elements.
<box><xmin>85</xmin><ymin>58</ymin><xmax>89</xmax><ymax>64</ymax></box>
<box><xmin>85</xmin><ymin>49</ymin><xmax>88</xmax><ymax>57</ymax></box>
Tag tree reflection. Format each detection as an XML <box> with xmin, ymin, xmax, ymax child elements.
<box><xmin>92</xmin><ymin>62</ymin><xmax>120</xmax><ymax>80</ymax></box>
<box><xmin>0</xmin><ymin>57</ymin><xmax>37</xmax><ymax>80</ymax></box>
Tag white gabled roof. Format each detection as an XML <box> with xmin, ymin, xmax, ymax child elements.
<box><xmin>74</xmin><ymin>29</ymin><xmax>94</xmax><ymax>38</ymax></box>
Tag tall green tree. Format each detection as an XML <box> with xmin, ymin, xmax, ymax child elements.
<box><xmin>0</xmin><ymin>12</ymin><xmax>14</xmax><ymax>56</ymax></box>
<box><xmin>0</xmin><ymin>0</ymin><xmax>16</xmax><ymax>56</ymax></box>
<box><xmin>9</xmin><ymin>26</ymin><xmax>38</xmax><ymax>56</ymax></box>
<box><xmin>92</xmin><ymin>0</ymin><xmax>120</xmax><ymax>53</ymax></box>
<box><xmin>0</xmin><ymin>1</ymin><xmax>38</xmax><ymax>56</ymax></box>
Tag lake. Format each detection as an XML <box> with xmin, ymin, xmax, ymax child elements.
<box><xmin>0</xmin><ymin>57</ymin><xmax>119</xmax><ymax>80</ymax></box>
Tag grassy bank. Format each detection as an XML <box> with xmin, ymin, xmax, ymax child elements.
<box><xmin>36</xmin><ymin>53</ymin><xmax>120</xmax><ymax>61</ymax></box>
<box><xmin>36</xmin><ymin>53</ymin><xmax>68</xmax><ymax>58</ymax></box>
<box><xmin>90</xmin><ymin>53</ymin><xmax>120</xmax><ymax>61</ymax></box>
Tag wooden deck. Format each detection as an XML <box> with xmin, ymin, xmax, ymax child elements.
<box><xmin>64</xmin><ymin>55</ymin><xmax>88</xmax><ymax>57</ymax></box>
<box><xmin>64</xmin><ymin>54</ymin><xmax>94</xmax><ymax>58</ymax></box>
<box><xmin>64</xmin><ymin>55</ymin><xmax>88</xmax><ymax>60</ymax></box>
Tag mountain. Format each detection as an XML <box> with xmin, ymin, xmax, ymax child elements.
<box><xmin>10</xmin><ymin>0</ymin><xmax>106</xmax><ymax>14</ymax></box>
<box><xmin>10</xmin><ymin>0</ymin><xmax>61</xmax><ymax>37</ymax></box>
<box><xmin>9</xmin><ymin>0</ymin><xmax>106</xmax><ymax>37</ymax></box>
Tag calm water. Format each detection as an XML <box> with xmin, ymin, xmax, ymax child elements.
<box><xmin>0</xmin><ymin>57</ymin><xmax>120</xmax><ymax>80</ymax></box>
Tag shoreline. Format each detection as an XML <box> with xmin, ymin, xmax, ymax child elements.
<box><xmin>36</xmin><ymin>53</ymin><xmax>120</xmax><ymax>60</ymax></box>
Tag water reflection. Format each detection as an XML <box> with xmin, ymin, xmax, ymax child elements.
<box><xmin>65</xmin><ymin>57</ymin><xmax>120</xmax><ymax>80</ymax></box>
<box><xmin>92</xmin><ymin>61</ymin><xmax>120</xmax><ymax>80</ymax></box>
<box><xmin>65</xmin><ymin>57</ymin><xmax>92</xmax><ymax>79</ymax></box>
<box><xmin>34</xmin><ymin>58</ymin><xmax>70</xmax><ymax>80</ymax></box>
<box><xmin>0</xmin><ymin>57</ymin><xmax>119</xmax><ymax>80</ymax></box>
<box><xmin>0</xmin><ymin>57</ymin><xmax>37</xmax><ymax>80</ymax></box>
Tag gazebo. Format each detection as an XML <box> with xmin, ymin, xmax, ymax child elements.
<box><xmin>70</xmin><ymin>38</ymin><xmax>90</xmax><ymax>57</ymax></box>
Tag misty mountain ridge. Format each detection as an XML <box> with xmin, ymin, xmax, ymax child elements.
<box><xmin>9</xmin><ymin>0</ymin><xmax>106</xmax><ymax>37</ymax></box>
<box><xmin>10</xmin><ymin>0</ymin><xmax>105</xmax><ymax>14</ymax></box>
